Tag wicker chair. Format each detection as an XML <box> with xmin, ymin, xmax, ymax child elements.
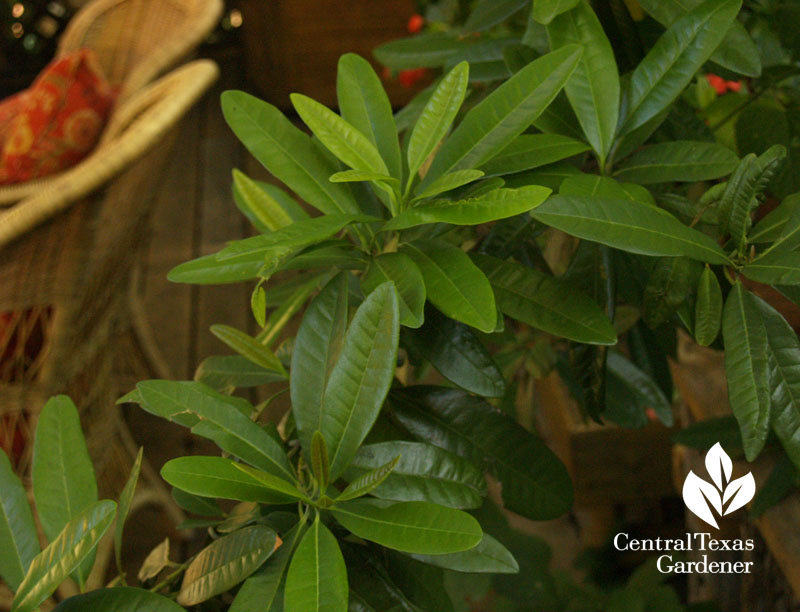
<box><xmin>0</xmin><ymin>60</ymin><xmax>219</xmax><ymax>502</ymax></box>
<box><xmin>0</xmin><ymin>0</ymin><xmax>223</xmax><ymax>206</ymax></box>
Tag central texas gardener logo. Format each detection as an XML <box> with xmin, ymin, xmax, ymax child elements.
<box><xmin>682</xmin><ymin>442</ymin><xmax>756</xmax><ymax>529</ymax></box>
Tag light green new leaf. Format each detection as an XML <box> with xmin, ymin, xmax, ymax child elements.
<box><xmin>479</xmin><ymin>133</ymin><xmax>590</xmax><ymax>177</ymax></box>
<box><xmin>251</xmin><ymin>285</ymin><xmax>267</xmax><ymax>327</ymax></box>
<box><xmin>232</xmin><ymin>169</ymin><xmax>302</xmax><ymax>233</ymax></box>
<box><xmin>361</xmin><ymin>253</ymin><xmax>426</xmax><ymax>328</ymax></box>
<box><xmin>337</xmin><ymin>53</ymin><xmax>402</xmax><ymax>180</ymax></box>
<box><xmin>530</xmin><ymin>195</ymin><xmax>730</xmax><ymax>263</ymax></box>
<box><xmin>329</xmin><ymin>170</ymin><xmax>398</xmax><ymax>187</ymax></box>
<box><xmin>546</xmin><ymin>0</ymin><xmax>619</xmax><ymax>162</ymax></box>
<box><xmin>210</xmin><ymin>324</ymin><xmax>286</xmax><ymax>376</ymax></box>
<box><xmin>178</xmin><ymin>525</ymin><xmax>279</xmax><ymax>606</ymax></box>
<box><xmin>722</xmin><ymin>283</ymin><xmax>771</xmax><ymax>461</ymax></box>
<box><xmin>637</xmin><ymin>0</ymin><xmax>761</xmax><ymax>77</ymax></box>
<box><xmin>322</xmin><ymin>282</ymin><xmax>400</xmax><ymax>480</ymax></box>
<box><xmin>11</xmin><ymin>501</ymin><xmax>116</xmax><ymax>612</ymax></box>
<box><xmin>114</xmin><ymin>448</ymin><xmax>142</xmax><ymax>577</ymax></box>
<box><xmin>221</xmin><ymin>91</ymin><xmax>357</xmax><ymax>215</ymax></box>
<box><xmin>618</xmin><ymin>0</ymin><xmax>742</xmax><ymax>137</ymax></box>
<box><xmin>337</xmin><ymin>455</ymin><xmax>400</xmax><ymax>502</ymax></box>
<box><xmin>53</xmin><ymin>587</ymin><xmax>186</xmax><ymax>612</ymax></box>
<box><xmin>410</xmin><ymin>533</ymin><xmax>518</xmax><ymax>574</ymax></box>
<box><xmin>0</xmin><ymin>450</ymin><xmax>38</xmax><ymax>591</ymax></box>
<box><xmin>420</xmin><ymin>45</ymin><xmax>582</xmax><ymax>188</ymax></box>
<box><xmin>614</xmin><ymin>141</ymin><xmax>738</xmax><ymax>184</ymax></box>
<box><xmin>343</xmin><ymin>441</ymin><xmax>487</xmax><ymax>508</ymax></box>
<box><xmin>331</xmin><ymin>499</ymin><xmax>482</xmax><ymax>554</ymax></box>
<box><xmin>413</xmin><ymin>169</ymin><xmax>485</xmax><ymax>200</ymax></box>
<box><xmin>472</xmin><ymin>254</ymin><xmax>617</xmax><ymax>345</ymax></box>
<box><xmin>754</xmin><ymin>296</ymin><xmax>800</xmax><ymax>469</ymax></box>
<box><xmin>285</xmin><ymin>517</ymin><xmax>348</xmax><ymax>612</ymax></box>
<box><xmin>160</xmin><ymin>457</ymin><xmax>302</xmax><ymax>505</ymax></box>
<box><xmin>743</xmin><ymin>252</ymin><xmax>800</xmax><ymax>286</ymax></box>
<box><xmin>385</xmin><ymin>186</ymin><xmax>551</xmax><ymax>231</ymax></box>
<box><xmin>291</xmin><ymin>273</ymin><xmax>349</xmax><ymax>455</ymax></box>
<box><xmin>534</xmin><ymin>0</ymin><xmax>580</xmax><ymax>24</ymax></box>
<box><xmin>292</xmin><ymin>94</ymin><xmax>389</xmax><ymax>177</ymax></box>
<box><xmin>408</xmin><ymin>62</ymin><xmax>469</xmax><ymax>180</ymax></box>
<box><xmin>311</xmin><ymin>432</ymin><xmax>331</xmax><ymax>491</ymax></box>
<box><xmin>401</xmin><ymin>239</ymin><xmax>497</xmax><ymax>333</ymax></box>
<box><xmin>695</xmin><ymin>266</ymin><xmax>722</xmax><ymax>346</ymax></box>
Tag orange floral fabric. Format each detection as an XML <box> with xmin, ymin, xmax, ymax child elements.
<box><xmin>0</xmin><ymin>49</ymin><xmax>115</xmax><ymax>184</ymax></box>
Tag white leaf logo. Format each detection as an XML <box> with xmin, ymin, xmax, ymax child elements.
<box><xmin>682</xmin><ymin>442</ymin><xmax>755</xmax><ymax>529</ymax></box>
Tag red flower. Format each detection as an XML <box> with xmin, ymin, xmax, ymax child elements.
<box><xmin>408</xmin><ymin>13</ymin><xmax>425</xmax><ymax>34</ymax></box>
<box><xmin>398</xmin><ymin>68</ymin><xmax>428</xmax><ymax>88</ymax></box>
<box><xmin>706</xmin><ymin>73</ymin><xmax>744</xmax><ymax>95</ymax></box>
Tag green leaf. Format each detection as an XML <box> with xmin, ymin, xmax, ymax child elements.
<box><xmin>534</xmin><ymin>0</ymin><xmax>581</xmax><ymax>24</ymax></box>
<box><xmin>420</xmin><ymin>45</ymin><xmax>582</xmax><ymax>188</ymax></box>
<box><xmin>606</xmin><ymin>351</ymin><xmax>674</xmax><ymax>427</ymax></box>
<box><xmin>178</xmin><ymin>525</ymin><xmax>279</xmax><ymax>606</ymax></box>
<box><xmin>53</xmin><ymin>587</ymin><xmax>187</xmax><ymax>612</ymax></box>
<box><xmin>408</xmin><ymin>62</ymin><xmax>469</xmax><ymax>180</ymax></box>
<box><xmin>373</xmin><ymin>33</ymin><xmax>466</xmax><ymax>70</ymax></box>
<box><xmin>755</xmin><ymin>296</ymin><xmax>800</xmax><ymax>469</ymax></box>
<box><xmin>479</xmin><ymin>133</ymin><xmax>590</xmax><ymax>177</ymax></box>
<box><xmin>530</xmin><ymin>195</ymin><xmax>730</xmax><ymax>263</ymax></box>
<box><xmin>337</xmin><ymin>53</ymin><xmax>402</xmax><ymax>180</ymax></box>
<box><xmin>401</xmin><ymin>239</ymin><xmax>497</xmax><ymax>332</ymax></box>
<box><xmin>11</xmin><ymin>501</ymin><xmax>116</xmax><ymax>612</ymax></box>
<box><xmin>210</xmin><ymin>325</ymin><xmax>287</xmax><ymax>376</ymax></box>
<box><xmin>285</xmin><ymin>517</ymin><xmax>348</xmax><ymax>612</ymax></box>
<box><xmin>0</xmin><ymin>450</ymin><xmax>38</xmax><ymax>591</ymax></box>
<box><xmin>559</xmin><ymin>173</ymin><xmax>654</xmax><ymax>204</ymax></box>
<box><xmin>410</xmin><ymin>533</ymin><xmax>518</xmax><ymax>574</ymax></box>
<box><xmin>230</xmin><ymin>522</ymin><xmax>307</xmax><ymax>612</ymax></box>
<box><xmin>251</xmin><ymin>285</ymin><xmax>267</xmax><ymax>327</ymax></box>
<box><xmin>337</xmin><ymin>455</ymin><xmax>400</xmax><ymax>502</ymax></box>
<box><xmin>167</xmin><ymin>251</ymin><xmax>264</xmax><ymax>285</ymax></box>
<box><xmin>749</xmin><ymin>194</ymin><xmax>800</xmax><ymax>243</ymax></box>
<box><xmin>171</xmin><ymin>489</ymin><xmax>223</xmax><ymax>517</ymax></box>
<box><xmin>160</xmin><ymin>456</ymin><xmax>302</xmax><ymax>504</ymax></box>
<box><xmin>390</xmin><ymin>387</ymin><xmax>573</xmax><ymax>520</ymax></box>
<box><xmin>722</xmin><ymin>283</ymin><xmax>771</xmax><ymax>461</ymax></box>
<box><xmin>361</xmin><ymin>253</ymin><xmax>426</xmax><ymax>328</ymax></box>
<box><xmin>642</xmin><ymin>257</ymin><xmax>701</xmax><ymax>328</ymax></box>
<box><xmin>322</xmin><ymin>282</ymin><xmax>400</xmax><ymax>480</ymax></box>
<box><xmin>311</xmin><ymin>431</ymin><xmax>331</xmax><ymax>491</ymax></box>
<box><xmin>232</xmin><ymin>169</ymin><xmax>299</xmax><ymax>233</ymax></box>
<box><xmin>413</xmin><ymin>169</ymin><xmax>485</xmax><ymax>201</ymax></box>
<box><xmin>331</xmin><ymin>499</ymin><xmax>482</xmax><ymax>554</ymax></box>
<box><xmin>221</xmin><ymin>91</ymin><xmax>358</xmax><ymax>215</ymax></box>
<box><xmin>343</xmin><ymin>441</ymin><xmax>487</xmax><ymax>508</ymax></box>
<box><xmin>292</xmin><ymin>273</ymin><xmax>349</xmax><ymax>455</ymax></box>
<box><xmin>546</xmin><ymin>1</ymin><xmax>619</xmax><ymax>162</ymax></box>
<box><xmin>329</xmin><ymin>170</ymin><xmax>398</xmax><ymax>186</ymax></box>
<box><xmin>637</xmin><ymin>0</ymin><xmax>761</xmax><ymax>77</ymax></box>
<box><xmin>385</xmin><ymin>186</ymin><xmax>551</xmax><ymax>231</ymax></box>
<box><xmin>292</xmin><ymin>93</ymin><xmax>389</xmax><ymax>177</ymax></box>
<box><xmin>755</xmin><ymin>199</ymin><xmax>800</xmax><ymax>256</ymax></box>
<box><xmin>464</xmin><ymin>0</ymin><xmax>529</xmax><ymax>31</ymax></box>
<box><xmin>618</xmin><ymin>0</ymin><xmax>742</xmax><ymax>138</ymax></box>
<box><xmin>403</xmin><ymin>306</ymin><xmax>505</xmax><ymax>398</ymax></box>
<box><xmin>743</xmin><ymin>252</ymin><xmax>800</xmax><ymax>285</ymax></box>
<box><xmin>750</xmin><ymin>455</ymin><xmax>797</xmax><ymax>518</ymax></box>
<box><xmin>472</xmin><ymin>254</ymin><xmax>617</xmax><ymax>345</ymax></box>
<box><xmin>695</xmin><ymin>266</ymin><xmax>723</xmax><ymax>346</ymax></box>
<box><xmin>613</xmin><ymin>141</ymin><xmax>739</xmax><ymax>184</ymax></box>
<box><xmin>114</xmin><ymin>447</ymin><xmax>142</xmax><ymax>577</ymax></box>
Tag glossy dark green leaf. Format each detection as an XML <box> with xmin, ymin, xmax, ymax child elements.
<box><xmin>337</xmin><ymin>53</ymin><xmax>402</xmax><ymax>181</ymax></box>
<box><xmin>374</xmin><ymin>33</ymin><xmax>467</xmax><ymax>70</ymax></box>
<box><xmin>546</xmin><ymin>0</ymin><xmax>619</xmax><ymax>162</ymax></box>
<box><xmin>750</xmin><ymin>455</ymin><xmax>797</xmax><ymax>518</ymax></box>
<box><xmin>361</xmin><ymin>253</ymin><xmax>426</xmax><ymax>328</ymax></box>
<box><xmin>171</xmin><ymin>488</ymin><xmax>223</xmax><ymax>517</ymax></box>
<box><xmin>722</xmin><ymin>283</ymin><xmax>771</xmax><ymax>461</ymax></box>
<box><xmin>464</xmin><ymin>0</ymin><xmax>529</xmax><ymax>31</ymax></box>
<box><xmin>391</xmin><ymin>386</ymin><xmax>573</xmax><ymax>520</ymax></box>
<box><xmin>606</xmin><ymin>351</ymin><xmax>673</xmax><ymax>426</ymax></box>
<box><xmin>530</xmin><ymin>195</ymin><xmax>730</xmax><ymax>263</ymax></box>
<box><xmin>167</xmin><ymin>251</ymin><xmax>264</xmax><ymax>285</ymax></box>
<box><xmin>337</xmin><ymin>455</ymin><xmax>400</xmax><ymax>502</ymax></box>
<box><xmin>695</xmin><ymin>265</ymin><xmax>723</xmax><ymax>346</ymax></box>
<box><xmin>533</xmin><ymin>0</ymin><xmax>580</xmax><ymax>24</ymax></box>
<box><xmin>343</xmin><ymin>441</ymin><xmax>487</xmax><ymax>508</ymax></box>
<box><xmin>403</xmin><ymin>306</ymin><xmax>505</xmax><ymax>397</ymax></box>
<box><xmin>401</xmin><ymin>239</ymin><xmax>496</xmax><ymax>333</ymax></box>
<box><xmin>672</xmin><ymin>416</ymin><xmax>743</xmax><ymax>453</ymax></box>
<box><xmin>643</xmin><ymin>257</ymin><xmax>701</xmax><ymax>328</ymax></box>
<box><xmin>410</xmin><ymin>533</ymin><xmax>518</xmax><ymax>574</ymax></box>
<box><xmin>322</xmin><ymin>282</ymin><xmax>400</xmax><ymax>480</ymax></box>
<box><xmin>221</xmin><ymin>91</ymin><xmax>358</xmax><ymax>215</ymax></box>
<box><xmin>11</xmin><ymin>501</ymin><xmax>116</xmax><ymax>612</ymax></box>
<box><xmin>472</xmin><ymin>253</ymin><xmax>617</xmax><ymax>345</ymax></box>
<box><xmin>743</xmin><ymin>252</ymin><xmax>800</xmax><ymax>286</ymax></box>
<box><xmin>420</xmin><ymin>45</ymin><xmax>582</xmax><ymax>188</ymax></box>
<box><xmin>385</xmin><ymin>553</ymin><xmax>454</xmax><ymax>612</ymax></box>
<box><xmin>0</xmin><ymin>450</ymin><xmax>38</xmax><ymax>591</ymax></box>
<box><xmin>331</xmin><ymin>499</ymin><xmax>482</xmax><ymax>554</ymax></box>
<box><xmin>311</xmin><ymin>431</ymin><xmax>331</xmax><ymax>491</ymax></box>
<box><xmin>53</xmin><ymin>587</ymin><xmax>187</xmax><ymax>612</ymax></box>
<box><xmin>618</xmin><ymin>0</ymin><xmax>742</xmax><ymax>138</ymax></box>
<box><xmin>479</xmin><ymin>133</ymin><xmax>590</xmax><ymax>177</ymax></box>
<box><xmin>195</xmin><ymin>355</ymin><xmax>286</xmax><ymax>391</ymax></box>
<box><xmin>178</xmin><ymin>526</ymin><xmax>279</xmax><ymax>606</ymax></box>
<box><xmin>284</xmin><ymin>517</ymin><xmax>348</xmax><ymax>612</ymax></box>
<box><xmin>559</xmin><ymin>173</ymin><xmax>654</xmax><ymax>204</ymax></box>
<box><xmin>750</xmin><ymin>194</ymin><xmax>800</xmax><ymax>244</ymax></box>
<box><xmin>614</xmin><ymin>141</ymin><xmax>738</xmax><ymax>184</ymax></box>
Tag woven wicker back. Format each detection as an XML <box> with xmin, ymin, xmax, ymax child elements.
<box><xmin>0</xmin><ymin>61</ymin><xmax>219</xmax><ymax>484</ymax></box>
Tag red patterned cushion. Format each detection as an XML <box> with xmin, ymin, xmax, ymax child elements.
<box><xmin>0</xmin><ymin>49</ymin><xmax>116</xmax><ymax>184</ymax></box>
